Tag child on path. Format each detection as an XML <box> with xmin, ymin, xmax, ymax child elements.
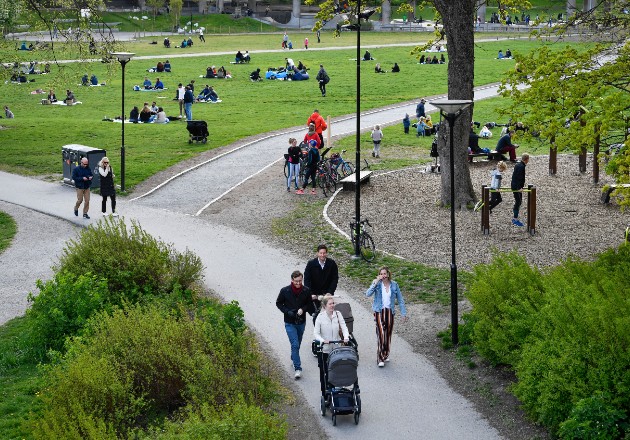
<box><xmin>304</xmin><ymin>37</ymin><xmax>309</xmax><ymax>49</ymax></box>
<box><xmin>298</xmin><ymin>140</ymin><xmax>320</xmax><ymax>195</ymax></box>
<box><xmin>371</xmin><ymin>125</ymin><xmax>383</xmax><ymax>158</ymax></box>
<box><xmin>489</xmin><ymin>161</ymin><xmax>507</xmax><ymax>212</ymax></box>
<box><xmin>403</xmin><ymin>114</ymin><xmax>410</xmax><ymax>134</ymax></box>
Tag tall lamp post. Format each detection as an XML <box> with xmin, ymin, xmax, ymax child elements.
<box><xmin>111</xmin><ymin>52</ymin><xmax>135</xmax><ymax>192</ymax></box>
<box><xmin>352</xmin><ymin>6</ymin><xmax>376</xmax><ymax>258</ymax></box>
<box><xmin>430</xmin><ymin>99</ymin><xmax>473</xmax><ymax>345</ymax></box>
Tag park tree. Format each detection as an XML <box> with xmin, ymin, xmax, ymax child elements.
<box><xmin>169</xmin><ymin>0</ymin><xmax>183</xmax><ymax>31</ymax></box>
<box><xmin>500</xmin><ymin>1</ymin><xmax>630</xmax><ymax>208</ymax></box>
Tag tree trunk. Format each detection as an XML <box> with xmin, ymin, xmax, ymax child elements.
<box><xmin>549</xmin><ymin>135</ymin><xmax>557</xmax><ymax>175</ymax></box>
<box><xmin>433</xmin><ymin>0</ymin><xmax>476</xmax><ymax>209</ymax></box>
<box><xmin>593</xmin><ymin>132</ymin><xmax>600</xmax><ymax>183</ymax></box>
<box><xmin>381</xmin><ymin>0</ymin><xmax>391</xmax><ymax>25</ymax></box>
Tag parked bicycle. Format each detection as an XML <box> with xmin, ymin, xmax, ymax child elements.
<box><xmin>329</xmin><ymin>149</ymin><xmax>355</xmax><ymax>179</ymax></box>
<box><xmin>349</xmin><ymin>219</ymin><xmax>376</xmax><ymax>262</ymax></box>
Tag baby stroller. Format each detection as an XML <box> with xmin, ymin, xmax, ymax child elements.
<box><xmin>318</xmin><ymin>339</ymin><xmax>361</xmax><ymax>425</ymax></box>
<box><xmin>187</xmin><ymin>120</ymin><xmax>209</xmax><ymax>144</ymax></box>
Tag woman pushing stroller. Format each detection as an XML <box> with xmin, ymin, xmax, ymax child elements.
<box><xmin>314</xmin><ymin>294</ymin><xmax>349</xmax><ymax>398</ymax></box>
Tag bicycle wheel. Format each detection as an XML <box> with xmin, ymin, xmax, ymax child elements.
<box><xmin>359</xmin><ymin>233</ymin><xmax>376</xmax><ymax>262</ymax></box>
<box><xmin>283</xmin><ymin>160</ymin><xmax>289</xmax><ymax>178</ymax></box>
<box><xmin>324</xmin><ymin>173</ymin><xmax>337</xmax><ymax>196</ymax></box>
<box><xmin>341</xmin><ymin>162</ymin><xmax>354</xmax><ymax>177</ymax></box>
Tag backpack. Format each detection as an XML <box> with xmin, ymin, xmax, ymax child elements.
<box><xmin>323</xmin><ymin>73</ymin><xmax>330</xmax><ymax>84</ymax></box>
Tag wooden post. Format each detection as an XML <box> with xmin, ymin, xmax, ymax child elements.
<box><xmin>593</xmin><ymin>127</ymin><xmax>600</xmax><ymax>183</ymax></box>
<box><xmin>481</xmin><ymin>185</ymin><xmax>490</xmax><ymax>235</ymax></box>
<box><xmin>579</xmin><ymin>146</ymin><xmax>587</xmax><ymax>173</ymax></box>
<box><xmin>527</xmin><ymin>184</ymin><xmax>536</xmax><ymax>235</ymax></box>
<box><xmin>549</xmin><ymin>135</ymin><xmax>557</xmax><ymax>175</ymax></box>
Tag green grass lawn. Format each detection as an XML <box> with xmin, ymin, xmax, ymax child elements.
<box><xmin>0</xmin><ymin>212</ymin><xmax>17</xmax><ymax>254</ymax></box>
<box><xmin>0</xmin><ymin>34</ymin><xmax>581</xmax><ymax>191</ymax></box>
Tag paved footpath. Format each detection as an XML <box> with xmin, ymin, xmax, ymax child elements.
<box><xmin>0</xmin><ymin>81</ymin><xmax>505</xmax><ymax>438</ymax></box>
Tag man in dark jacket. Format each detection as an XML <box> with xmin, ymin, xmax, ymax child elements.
<box><xmin>183</xmin><ymin>85</ymin><xmax>194</xmax><ymax>121</ymax></box>
<box><xmin>276</xmin><ymin>270</ymin><xmax>314</xmax><ymax>379</ymax></box>
<box><xmin>496</xmin><ymin>130</ymin><xmax>519</xmax><ymax>161</ymax></box>
<box><xmin>72</xmin><ymin>157</ymin><xmax>93</xmax><ymax>219</ymax></box>
<box><xmin>510</xmin><ymin>153</ymin><xmax>529</xmax><ymax>227</ymax></box>
<box><xmin>304</xmin><ymin>244</ymin><xmax>339</xmax><ymax>321</ymax></box>
<box><xmin>415</xmin><ymin>98</ymin><xmax>426</xmax><ymax>121</ymax></box>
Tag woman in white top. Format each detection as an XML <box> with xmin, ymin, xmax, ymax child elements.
<box><xmin>314</xmin><ymin>294</ymin><xmax>349</xmax><ymax>398</ymax></box>
<box><xmin>371</xmin><ymin>125</ymin><xmax>383</xmax><ymax>158</ymax></box>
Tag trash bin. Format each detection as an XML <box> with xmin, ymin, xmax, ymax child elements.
<box><xmin>62</xmin><ymin>144</ymin><xmax>106</xmax><ymax>188</ymax></box>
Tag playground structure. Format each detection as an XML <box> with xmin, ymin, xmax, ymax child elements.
<box><xmin>480</xmin><ymin>184</ymin><xmax>537</xmax><ymax>235</ymax></box>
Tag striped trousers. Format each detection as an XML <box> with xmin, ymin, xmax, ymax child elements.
<box><xmin>374</xmin><ymin>308</ymin><xmax>394</xmax><ymax>363</ymax></box>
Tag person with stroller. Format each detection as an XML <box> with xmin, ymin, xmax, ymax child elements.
<box><xmin>365</xmin><ymin>266</ymin><xmax>408</xmax><ymax>367</ymax></box>
<box><xmin>276</xmin><ymin>270</ymin><xmax>314</xmax><ymax>379</ymax></box>
<box><xmin>287</xmin><ymin>137</ymin><xmax>302</xmax><ymax>192</ymax></box>
<box><xmin>98</xmin><ymin>157</ymin><xmax>118</xmax><ymax>217</ymax></box>
<box><xmin>314</xmin><ymin>294</ymin><xmax>349</xmax><ymax>398</ymax></box>
<box><xmin>298</xmin><ymin>140</ymin><xmax>320</xmax><ymax>195</ymax></box>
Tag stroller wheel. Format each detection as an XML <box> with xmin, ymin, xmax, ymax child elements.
<box><xmin>354</xmin><ymin>411</ymin><xmax>360</xmax><ymax>425</ymax></box>
<box><xmin>320</xmin><ymin>396</ymin><xmax>326</xmax><ymax>417</ymax></box>
<box><xmin>332</xmin><ymin>414</ymin><xmax>337</xmax><ymax>426</ymax></box>
<box><xmin>356</xmin><ymin>394</ymin><xmax>362</xmax><ymax>414</ymax></box>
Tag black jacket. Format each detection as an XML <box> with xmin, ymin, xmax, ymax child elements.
<box><xmin>276</xmin><ymin>285</ymin><xmax>313</xmax><ymax>324</ymax></box>
<box><xmin>304</xmin><ymin>257</ymin><xmax>338</xmax><ymax>298</ymax></box>
<box><xmin>511</xmin><ymin>161</ymin><xmax>527</xmax><ymax>190</ymax></box>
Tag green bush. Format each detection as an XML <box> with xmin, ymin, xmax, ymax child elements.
<box><xmin>55</xmin><ymin>217</ymin><xmax>204</xmax><ymax>303</ymax></box>
<box><xmin>32</xmin><ymin>301</ymin><xmax>277</xmax><ymax>438</ymax></box>
<box><xmin>26</xmin><ymin>272</ymin><xmax>109</xmax><ymax>357</ymax></box>
<box><xmin>512</xmin><ymin>252</ymin><xmax>630</xmax><ymax>433</ymax></box>
<box><xmin>466</xmin><ymin>251</ymin><xmax>546</xmax><ymax>366</ymax></box>
<box><xmin>140</xmin><ymin>399</ymin><xmax>287</xmax><ymax>440</ymax></box>
<box><xmin>558</xmin><ymin>393</ymin><xmax>629</xmax><ymax>440</ymax></box>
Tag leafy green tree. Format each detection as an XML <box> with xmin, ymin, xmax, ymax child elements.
<box><xmin>169</xmin><ymin>0</ymin><xmax>183</xmax><ymax>31</ymax></box>
<box><xmin>500</xmin><ymin>1</ymin><xmax>630</xmax><ymax>207</ymax></box>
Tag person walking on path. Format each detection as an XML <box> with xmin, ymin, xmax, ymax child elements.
<box><xmin>415</xmin><ymin>98</ymin><xmax>426</xmax><ymax>121</ymax></box>
<box><xmin>98</xmin><ymin>157</ymin><xmax>118</xmax><ymax>217</ymax></box>
<box><xmin>298</xmin><ymin>140</ymin><xmax>320</xmax><ymax>195</ymax></box>
<box><xmin>304</xmin><ymin>244</ymin><xmax>339</xmax><ymax>323</ymax></box>
<box><xmin>72</xmin><ymin>157</ymin><xmax>93</xmax><ymax>219</ymax></box>
<box><xmin>276</xmin><ymin>270</ymin><xmax>313</xmax><ymax>379</ymax></box>
<box><xmin>304</xmin><ymin>37</ymin><xmax>309</xmax><ymax>49</ymax></box>
<box><xmin>183</xmin><ymin>85</ymin><xmax>194</xmax><ymax>121</ymax></box>
<box><xmin>496</xmin><ymin>130</ymin><xmax>519</xmax><ymax>162</ymax></box>
<box><xmin>199</xmin><ymin>29</ymin><xmax>205</xmax><ymax>43</ymax></box>
<box><xmin>282</xmin><ymin>31</ymin><xmax>289</xmax><ymax>49</ymax></box>
<box><xmin>316</xmin><ymin>64</ymin><xmax>329</xmax><ymax>97</ymax></box>
<box><xmin>177</xmin><ymin>83</ymin><xmax>185</xmax><ymax>118</ymax></box>
<box><xmin>316</xmin><ymin>29</ymin><xmax>321</xmax><ymax>43</ymax></box>
<box><xmin>371</xmin><ymin>125</ymin><xmax>383</xmax><ymax>158</ymax></box>
<box><xmin>365</xmin><ymin>266</ymin><xmax>407</xmax><ymax>367</ymax></box>
<box><xmin>307</xmin><ymin>109</ymin><xmax>327</xmax><ymax>147</ymax></box>
<box><xmin>313</xmin><ymin>294</ymin><xmax>349</xmax><ymax>398</ymax></box>
<box><xmin>286</xmin><ymin>137</ymin><xmax>301</xmax><ymax>192</ymax></box>
<box><xmin>510</xmin><ymin>153</ymin><xmax>529</xmax><ymax>227</ymax></box>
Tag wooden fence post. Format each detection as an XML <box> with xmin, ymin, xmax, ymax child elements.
<box><xmin>527</xmin><ymin>184</ymin><xmax>536</xmax><ymax>235</ymax></box>
<box><xmin>481</xmin><ymin>185</ymin><xmax>490</xmax><ymax>235</ymax></box>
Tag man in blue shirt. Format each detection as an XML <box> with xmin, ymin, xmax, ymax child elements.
<box><xmin>496</xmin><ymin>130</ymin><xmax>519</xmax><ymax>161</ymax></box>
<box><xmin>72</xmin><ymin>157</ymin><xmax>93</xmax><ymax>219</ymax></box>
<box><xmin>143</xmin><ymin>77</ymin><xmax>152</xmax><ymax>89</ymax></box>
<box><xmin>183</xmin><ymin>85</ymin><xmax>194</xmax><ymax>120</ymax></box>
<box><xmin>415</xmin><ymin>98</ymin><xmax>426</xmax><ymax>121</ymax></box>
<box><xmin>154</xmin><ymin>78</ymin><xmax>164</xmax><ymax>89</ymax></box>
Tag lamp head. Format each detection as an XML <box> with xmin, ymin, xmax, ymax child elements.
<box><xmin>110</xmin><ymin>52</ymin><xmax>135</xmax><ymax>64</ymax></box>
<box><xmin>431</xmin><ymin>99</ymin><xmax>473</xmax><ymax>116</ymax></box>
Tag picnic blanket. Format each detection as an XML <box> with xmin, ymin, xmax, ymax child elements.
<box><xmin>50</xmin><ymin>101</ymin><xmax>83</xmax><ymax>106</ymax></box>
<box><xmin>133</xmin><ymin>87</ymin><xmax>168</xmax><ymax>92</ymax></box>
<box><xmin>77</xmin><ymin>83</ymin><xmax>107</xmax><ymax>87</ymax></box>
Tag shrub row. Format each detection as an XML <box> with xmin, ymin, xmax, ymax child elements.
<box><xmin>464</xmin><ymin>246</ymin><xmax>630</xmax><ymax>438</ymax></box>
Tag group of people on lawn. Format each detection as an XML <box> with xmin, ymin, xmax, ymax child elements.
<box><xmin>129</xmin><ymin>101</ymin><xmax>169</xmax><ymax>123</ymax></box>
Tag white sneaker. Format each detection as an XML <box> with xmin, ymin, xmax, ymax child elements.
<box><xmin>385</xmin><ymin>356</ymin><xmax>390</xmax><ymax>362</ymax></box>
<box><xmin>294</xmin><ymin>370</ymin><xmax>302</xmax><ymax>379</ymax></box>
<box><xmin>102</xmin><ymin>212</ymin><xmax>107</xmax><ymax>216</ymax></box>
<box><xmin>378</xmin><ymin>362</ymin><xmax>385</xmax><ymax>367</ymax></box>
<box><xmin>112</xmin><ymin>212</ymin><xmax>119</xmax><ymax>217</ymax></box>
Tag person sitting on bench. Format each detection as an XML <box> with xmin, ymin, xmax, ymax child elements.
<box><xmin>469</xmin><ymin>124</ymin><xmax>483</xmax><ymax>153</ymax></box>
<box><xmin>250</xmin><ymin>68</ymin><xmax>262</xmax><ymax>81</ymax></box>
<box><xmin>496</xmin><ymin>130</ymin><xmax>519</xmax><ymax>162</ymax></box>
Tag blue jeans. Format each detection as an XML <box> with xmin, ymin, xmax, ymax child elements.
<box><xmin>285</xmin><ymin>322</ymin><xmax>306</xmax><ymax>371</ymax></box>
<box><xmin>184</xmin><ymin>102</ymin><xmax>192</xmax><ymax>120</ymax></box>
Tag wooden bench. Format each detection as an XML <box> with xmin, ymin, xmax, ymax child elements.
<box><xmin>601</xmin><ymin>183</ymin><xmax>630</xmax><ymax>204</ymax></box>
<box><xmin>468</xmin><ymin>151</ymin><xmax>506</xmax><ymax>163</ymax></box>
<box><xmin>341</xmin><ymin>170</ymin><xmax>373</xmax><ymax>191</ymax></box>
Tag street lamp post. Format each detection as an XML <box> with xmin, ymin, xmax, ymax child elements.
<box><xmin>352</xmin><ymin>5</ymin><xmax>375</xmax><ymax>258</ymax></box>
<box><xmin>430</xmin><ymin>99</ymin><xmax>473</xmax><ymax>345</ymax></box>
<box><xmin>110</xmin><ymin>52</ymin><xmax>135</xmax><ymax>192</ymax></box>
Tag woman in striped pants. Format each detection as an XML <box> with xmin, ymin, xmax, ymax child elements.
<box><xmin>365</xmin><ymin>266</ymin><xmax>408</xmax><ymax>367</ymax></box>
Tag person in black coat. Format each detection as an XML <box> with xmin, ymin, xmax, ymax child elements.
<box><xmin>98</xmin><ymin>157</ymin><xmax>118</xmax><ymax>216</ymax></box>
<box><xmin>510</xmin><ymin>153</ymin><xmax>529</xmax><ymax>227</ymax></box>
<box><xmin>276</xmin><ymin>270</ymin><xmax>314</xmax><ymax>379</ymax></box>
<box><xmin>304</xmin><ymin>244</ymin><xmax>339</xmax><ymax>322</ymax></box>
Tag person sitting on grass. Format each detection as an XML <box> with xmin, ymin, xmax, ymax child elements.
<box><xmin>235</xmin><ymin>50</ymin><xmax>244</xmax><ymax>63</ymax></box>
<box><xmin>205</xmin><ymin>86</ymin><xmax>219</xmax><ymax>102</ymax></box>
<box><xmin>156</xmin><ymin>61</ymin><xmax>164</xmax><ymax>72</ymax></box>
<box><xmin>374</xmin><ymin>63</ymin><xmax>386</xmax><ymax>73</ymax></box>
<box><xmin>297</xmin><ymin>60</ymin><xmax>307</xmax><ymax>71</ymax></box>
<box><xmin>154</xmin><ymin>107</ymin><xmax>169</xmax><ymax>123</ymax></box>
<box><xmin>90</xmin><ymin>74</ymin><xmax>99</xmax><ymax>85</ymax></box>
<box><xmin>243</xmin><ymin>51</ymin><xmax>251</xmax><ymax>62</ymax></box>
<box><xmin>143</xmin><ymin>76</ymin><xmax>152</xmax><ymax>89</ymax></box>
<box><xmin>48</xmin><ymin>89</ymin><xmax>58</xmax><ymax>103</ymax></box>
<box><xmin>66</xmin><ymin>89</ymin><xmax>76</xmax><ymax>103</ymax></box>
<box><xmin>81</xmin><ymin>74</ymin><xmax>89</xmax><ymax>86</ymax></box>
<box><xmin>154</xmin><ymin>77</ymin><xmax>164</xmax><ymax>89</ymax></box>
<box><xmin>206</xmin><ymin>66</ymin><xmax>216</xmax><ymax>78</ymax></box>
<box><xmin>250</xmin><ymin>68</ymin><xmax>262</xmax><ymax>81</ymax></box>
<box><xmin>163</xmin><ymin>37</ymin><xmax>170</xmax><ymax>48</ymax></box>
<box><xmin>164</xmin><ymin>60</ymin><xmax>171</xmax><ymax>72</ymax></box>
<box><xmin>139</xmin><ymin>103</ymin><xmax>154</xmax><ymax>123</ymax></box>
<box><xmin>129</xmin><ymin>105</ymin><xmax>140</xmax><ymax>123</ymax></box>
<box><xmin>391</xmin><ymin>62</ymin><xmax>400</xmax><ymax>72</ymax></box>
<box><xmin>362</xmin><ymin>50</ymin><xmax>373</xmax><ymax>61</ymax></box>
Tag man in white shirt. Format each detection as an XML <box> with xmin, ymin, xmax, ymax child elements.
<box><xmin>177</xmin><ymin>83</ymin><xmax>185</xmax><ymax>118</ymax></box>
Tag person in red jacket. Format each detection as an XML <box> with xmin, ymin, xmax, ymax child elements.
<box><xmin>303</xmin><ymin>123</ymin><xmax>321</xmax><ymax>149</ymax></box>
<box><xmin>307</xmin><ymin>109</ymin><xmax>327</xmax><ymax>147</ymax></box>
